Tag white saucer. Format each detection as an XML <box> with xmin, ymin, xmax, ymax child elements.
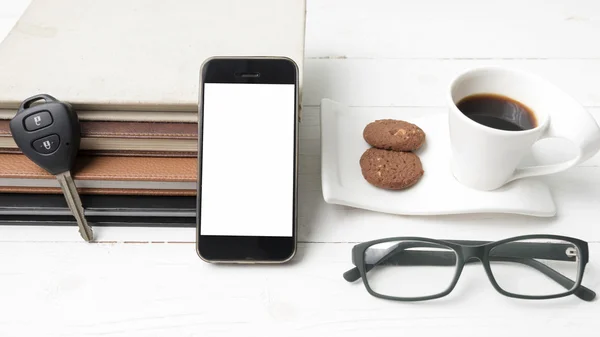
<box><xmin>319</xmin><ymin>99</ymin><xmax>556</xmax><ymax>217</ymax></box>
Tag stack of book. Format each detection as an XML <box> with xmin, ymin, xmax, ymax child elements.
<box><xmin>0</xmin><ymin>0</ymin><xmax>306</xmax><ymax>227</ymax></box>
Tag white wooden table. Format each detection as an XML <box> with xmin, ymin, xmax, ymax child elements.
<box><xmin>1</xmin><ymin>1</ymin><xmax>600</xmax><ymax>336</ymax></box>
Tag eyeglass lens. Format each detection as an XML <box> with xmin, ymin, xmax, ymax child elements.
<box><xmin>488</xmin><ymin>238</ymin><xmax>580</xmax><ymax>297</ymax></box>
<box><xmin>363</xmin><ymin>240</ymin><xmax>458</xmax><ymax>298</ymax></box>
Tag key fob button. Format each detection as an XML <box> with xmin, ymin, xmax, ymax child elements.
<box><xmin>24</xmin><ymin>111</ymin><xmax>53</xmax><ymax>131</ymax></box>
<box><xmin>32</xmin><ymin>134</ymin><xmax>60</xmax><ymax>154</ymax></box>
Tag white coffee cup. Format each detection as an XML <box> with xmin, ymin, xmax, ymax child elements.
<box><xmin>448</xmin><ymin>66</ymin><xmax>600</xmax><ymax>191</ymax></box>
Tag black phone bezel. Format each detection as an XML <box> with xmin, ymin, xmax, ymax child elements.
<box><xmin>196</xmin><ymin>57</ymin><xmax>299</xmax><ymax>263</ymax></box>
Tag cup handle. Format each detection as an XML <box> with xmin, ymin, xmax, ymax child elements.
<box><xmin>508</xmin><ymin>107</ymin><xmax>600</xmax><ymax>182</ymax></box>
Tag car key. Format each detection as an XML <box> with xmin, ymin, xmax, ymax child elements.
<box><xmin>9</xmin><ymin>94</ymin><xmax>93</xmax><ymax>242</ymax></box>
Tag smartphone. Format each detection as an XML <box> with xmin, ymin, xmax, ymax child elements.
<box><xmin>196</xmin><ymin>57</ymin><xmax>299</xmax><ymax>263</ymax></box>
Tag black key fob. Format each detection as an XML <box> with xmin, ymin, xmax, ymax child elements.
<box><xmin>9</xmin><ymin>94</ymin><xmax>81</xmax><ymax>175</ymax></box>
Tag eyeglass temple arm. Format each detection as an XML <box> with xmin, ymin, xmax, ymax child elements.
<box><xmin>343</xmin><ymin>241</ymin><xmax>459</xmax><ymax>281</ymax></box>
<box><xmin>445</xmin><ymin>240</ymin><xmax>580</xmax><ymax>262</ymax></box>
<box><xmin>343</xmin><ymin>241</ymin><xmax>595</xmax><ymax>301</ymax></box>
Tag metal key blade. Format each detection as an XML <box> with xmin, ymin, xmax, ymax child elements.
<box><xmin>56</xmin><ymin>171</ymin><xmax>93</xmax><ymax>242</ymax></box>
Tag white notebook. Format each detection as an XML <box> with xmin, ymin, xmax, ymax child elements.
<box><xmin>0</xmin><ymin>0</ymin><xmax>306</xmax><ymax>122</ymax></box>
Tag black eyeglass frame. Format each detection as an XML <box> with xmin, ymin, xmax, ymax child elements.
<box><xmin>344</xmin><ymin>234</ymin><xmax>594</xmax><ymax>302</ymax></box>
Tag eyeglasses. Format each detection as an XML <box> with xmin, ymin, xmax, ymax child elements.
<box><xmin>343</xmin><ymin>234</ymin><xmax>595</xmax><ymax>302</ymax></box>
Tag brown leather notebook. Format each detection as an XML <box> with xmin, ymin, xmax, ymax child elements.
<box><xmin>0</xmin><ymin>186</ymin><xmax>196</xmax><ymax>196</ymax></box>
<box><xmin>0</xmin><ymin>120</ymin><xmax>198</xmax><ymax>155</ymax></box>
<box><xmin>0</xmin><ymin>154</ymin><xmax>197</xmax><ymax>195</ymax></box>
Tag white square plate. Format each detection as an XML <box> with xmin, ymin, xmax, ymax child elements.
<box><xmin>320</xmin><ymin>99</ymin><xmax>556</xmax><ymax>217</ymax></box>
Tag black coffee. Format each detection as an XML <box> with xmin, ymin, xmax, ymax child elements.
<box><xmin>456</xmin><ymin>94</ymin><xmax>537</xmax><ymax>131</ymax></box>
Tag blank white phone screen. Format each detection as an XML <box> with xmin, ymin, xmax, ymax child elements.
<box><xmin>200</xmin><ymin>83</ymin><xmax>295</xmax><ymax>237</ymax></box>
